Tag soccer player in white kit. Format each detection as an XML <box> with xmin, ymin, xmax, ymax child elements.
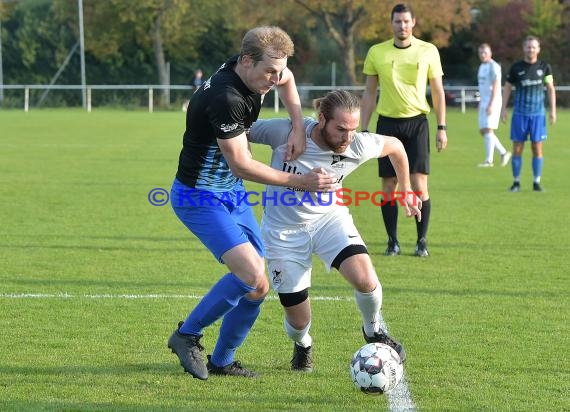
<box><xmin>249</xmin><ymin>90</ymin><xmax>421</xmax><ymax>371</ymax></box>
<box><xmin>477</xmin><ymin>43</ymin><xmax>511</xmax><ymax>167</ymax></box>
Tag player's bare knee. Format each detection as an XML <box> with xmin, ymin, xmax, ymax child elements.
<box><xmin>249</xmin><ymin>267</ymin><xmax>270</xmax><ymax>295</ymax></box>
<box><xmin>354</xmin><ymin>277</ymin><xmax>379</xmax><ymax>294</ymax></box>
<box><xmin>256</xmin><ymin>276</ymin><xmax>270</xmax><ymax>297</ymax></box>
<box><xmin>248</xmin><ymin>286</ymin><xmax>269</xmax><ymax>301</ymax></box>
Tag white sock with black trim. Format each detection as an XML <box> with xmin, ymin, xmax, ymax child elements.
<box><xmin>284</xmin><ymin>317</ymin><xmax>312</xmax><ymax>348</ymax></box>
<box><xmin>355</xmin><ymin>282</ymin><xmax>383</xmax><ymax>336</ymax></box>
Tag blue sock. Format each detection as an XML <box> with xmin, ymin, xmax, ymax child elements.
<box><xmin>532</xmin><ymin>157</ymin><xmax>543</xmax><ymax>182</ymax></box>
<box><xmin>511</xmin><ymin>155</ymin><xmax>522</xmax><ymax>180</ymax></box>
<box><xmin>179</xmin><ymin>273</ymin><xmax>254</xmax><ymax>336</ymax></box>
<box><xmin>210</xmin><ymin>296</ymin><xmax>264</xmax><ymax>367</ymax></box>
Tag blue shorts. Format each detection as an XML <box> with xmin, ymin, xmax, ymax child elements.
<box><xmin>170</xmin><ymin>178</ymin><xmax>265</xmax><ymax>263</ymax></box>
<box><xmin>510</xmin><ymin>113</ymin><xmax>547</xmax><ymax>143</ymax></box>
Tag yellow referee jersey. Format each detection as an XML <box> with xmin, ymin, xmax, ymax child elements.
<box><xmin>363</xmin><ymin>36</ymin><xmax>443</xmax><ymax>118</ymax></box>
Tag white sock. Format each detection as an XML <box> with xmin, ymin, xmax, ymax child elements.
<box><xmin>483</xmin><ymin>133</ymin><xmax>495</xmax><ymax>163</ymax></box>
<box><xmin>354</xmin><ymin>282</ymin><xmax>383</xmax><ymax>336</ymax></box>
<box><xmin>491</xmin><ymin>132</ymin><xmax>507</xmax><ymax>155</ymax></box>
<box><xmin>284</xmin><ymin>317</ymin><xmax>312</xmax><ymax>348</ymax></box>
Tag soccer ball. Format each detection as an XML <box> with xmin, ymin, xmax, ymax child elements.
<box><xmin>349</xmin><ymin>342</ymin><xmax>403</xmax><ymax>395</ymax></box>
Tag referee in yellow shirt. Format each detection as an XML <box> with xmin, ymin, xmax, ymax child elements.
<box><xmin>360</xmin><ymin>3</ymin><xmax>448</xmax><ymax>257</ymax></box>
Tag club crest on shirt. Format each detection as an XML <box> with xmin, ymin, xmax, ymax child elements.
<box><xmin>331</xmin><ymin>155</ymin><xmax>347</xmax><ymax>169</ymax></box>
<box><xmin>537</xmin><ymin>69</ymin><xmax>543</xmax><ymax>77</ymax></box>
<box><xmin>271</xmin><ymin>268</ymin><xmax>283</xmax><ymax>286</ymax></box>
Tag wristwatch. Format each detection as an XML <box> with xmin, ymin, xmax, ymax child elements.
<box><xmin>437</xmin><ymin>125</ymin><xmax>447</xmax><ymax>130</ymax></box>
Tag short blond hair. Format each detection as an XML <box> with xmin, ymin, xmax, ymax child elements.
<box><xmin>240</xmin><ymin>26</ymin><xmax>294</xmax><ymax>62</ymax></box>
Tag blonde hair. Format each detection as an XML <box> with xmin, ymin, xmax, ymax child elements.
<box><xmin>240</xmin><ymin>26</ymin><xmax>294</xmax><ymax>62</ymax></box>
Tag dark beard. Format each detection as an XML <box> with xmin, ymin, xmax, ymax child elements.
<box><xmin>321</xmin><ymin>125</ymin><xmax>346</xmax><ymax>153</ymax></box>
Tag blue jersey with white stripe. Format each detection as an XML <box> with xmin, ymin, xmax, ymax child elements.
<box><xmin>176</xmin><ymin>56</ymin><xmax>262</xmax><ymax>191</ymax></box>
<box><xmin>506</xmin><ymin>60</ymin><xmax>553</xmax><ymax>116</ymax></box>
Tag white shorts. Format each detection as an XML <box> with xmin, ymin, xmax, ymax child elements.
<box><xmin>478</xmin><ymin>102</ymin><xmax>501</xmax><ymax>130</ymax></box>
<box><xmin>261</xmin><ymin>209</ymin><xmax>366</xmax><ymax>294</ymax></box>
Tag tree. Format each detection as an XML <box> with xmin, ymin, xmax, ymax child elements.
<box><xmin>291</xmin><ymin>0</ymin><xmax>367</xmax><ymax>86</ymax></box>
<box><xmin>53</xmin><ymin>0</ymin><xmax>240</xmax><ymax>106</ymax></box>
<box><xmin>290</xmin><ymin>0</ymin><xmax>473</xmax><ymax>86</ymax></box>
<box><xmin>524</xmin><ymin>0</ymin><xmax>569</xmax><ymax>83</ymax></box>
<box><xmin>524</xmin><ymin>0</ymin><xmax>564</xmax><ymax>40</ymax></box>
<box><xmin>472</xmin><ymin>1</ymin><xmax>532</xmax><ymax>67</ymax></box>
<box><xmin>3</xmin><ymin>1</ymin><xmax>78</xmax><ymax>85</ymax></box>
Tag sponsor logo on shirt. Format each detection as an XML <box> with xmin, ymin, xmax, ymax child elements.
<box><xmin>220</xmin><ymin>123</ymin><xmax>239</xmax><ymax>132</ymax></box>
<box><xmin>520</xmin><ymin>79</ymin><xmax>543</xmax><ymax>87</ymax></box>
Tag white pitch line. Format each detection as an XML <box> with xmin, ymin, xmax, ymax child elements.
<box><xmin>0</xmin><ymin>292</ymin><xmax>353</xmax><ymax>301</ymax></box>
<box><xmin>1</xmin><ymin>292</ymin><xmax>416</xmax><ymax>410</ymax></box>
<box><xmin>380</xmin><ymin>316</ymin><xmax>417</xmax><ymax>412</ymax></box>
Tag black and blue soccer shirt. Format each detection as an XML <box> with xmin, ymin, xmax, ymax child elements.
<box><xmin>506</xmin><ymin>60</ymin><xmax>553</xmax><ymax>116</ymax></box>
<box><xmin>176</xmin><ymin>55</ymin><xmax>262</xmax><ymax>191</ymax></box>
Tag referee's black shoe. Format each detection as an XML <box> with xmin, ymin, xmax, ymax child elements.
<box><xmin>385</xmin><ymin>240</ymin><xmax>401</xmax><ymax>256</ymax></box>
<box><xmin>414</xmin><ymin>238</ymin><xmax>429</xmax><ymax>257</ymax></box>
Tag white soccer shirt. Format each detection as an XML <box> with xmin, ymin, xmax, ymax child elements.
<box><xmin>477</xmin><ymin>59</ymin><xmax>502</xmax><ymax>105</ymax></box>
<box><xmin>249</xmin><ymin>118</ymin><xmax>385</xmax><ymax>226</ymax></box>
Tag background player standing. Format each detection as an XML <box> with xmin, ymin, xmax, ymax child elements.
<box><xmin>501</xmin><ymin>35</ymin><xmax>556</xmax><ymax>192</ymax></box>
<box><xmin>476</xmin><ymin>43</ymin><xmax>511</xmax><ymax>168</ymax></box>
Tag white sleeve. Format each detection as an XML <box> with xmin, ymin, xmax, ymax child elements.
<box><xmin>249</xmin><ymin>118</ymin><xmax>292</xmax><ymax>149</ymax></box>
<box><xmin>352</xmin><ymin>132</ymin><xmax>385</xmax><ymax>161</ymax></box>
<box><xmin>494</xmin><ymin>62</ymin><xmax>501</xmax><ymax>83</ymax></box>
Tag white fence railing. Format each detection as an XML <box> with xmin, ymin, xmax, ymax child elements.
<box><xmin>1</xmin><ymin>84</ymin><xmax>569</xmax><ymax>113</ymax></box>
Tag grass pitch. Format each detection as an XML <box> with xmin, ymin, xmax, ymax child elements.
<box><xmin>0</xmin><ymin>107</ymin><xmax>568</xmax><ymax>411</ymax></box>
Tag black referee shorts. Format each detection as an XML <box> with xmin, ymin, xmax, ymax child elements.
<box><xmin>375</xmin><ymin>114</ymin><xmax>430</xmax><ymax>177</ymax></box>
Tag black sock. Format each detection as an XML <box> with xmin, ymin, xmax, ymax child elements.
<box><xmin>381</xmin><ymin>202</ymin><xmax>398</xmax><ymax>243</ymax></box>
<box><xmin>416</xmin><ymin>198</ymin><xmax>431</xmax><ymax>242</ymax></box>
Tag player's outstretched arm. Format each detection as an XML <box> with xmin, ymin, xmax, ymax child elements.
<box><xmin>219</xmin><ymin>133</ymin><xmax>335</xmax><ymax>192</ymax></box>
<box><xmin>378</xmin><ymin>135</ymin><xmax>422</xmax><ymax>221</ymax></box>
<box><xmin>277</xmin><ymin>67</ymin><xmax>306</xmax><ymax>161</ymax></box>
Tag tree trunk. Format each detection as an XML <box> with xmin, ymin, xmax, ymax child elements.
<box><xmin>340</xmin><ymin>29</ymin><xmax>357</xmax><ymax>86</ymax></box>
<box><xmin>152</xmin><ymin>14</ymin><xmax>169</xmax><ymax>107</ymax></box>
<box><xmin>321</xmin><ymin>7</ymin><xmax>358</xmax><ymax>86</ymax></box>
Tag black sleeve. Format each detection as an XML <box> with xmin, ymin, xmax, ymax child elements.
<box><xmin>209</xmin><ymin>91</ymin><xmax>248</xmax><ymax>140</ymax></box>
